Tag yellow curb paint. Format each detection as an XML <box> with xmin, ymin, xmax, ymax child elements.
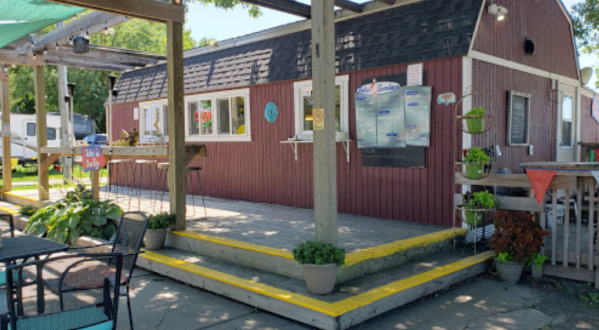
<box><xmin>141</xmin><ymin>250</ymin><xmax>345</xmax><ymax>316</ymax></box>
<box><xmin>0</xmin><ymin>206</ymin><xmax>17</xmax><ymax>214</ymax></box>
<box><xmin>141</xmin><ymin>250</ymin><xmax>493</xmax><ymax>317</ymax></box>
<box><xmin>344</xmin><ymin>228</ymin><xmax>468</xmax><ymax>267</ymax></box>
<box><xmin>3</xmin><ymin>192</ymin><xmax>40</xmax><ymax>203</ymax></box>
<box><xmin>174</xmin><ymin>228</ymin><xmax>468</xmax><ymax>267</ymax></box>
<box><xmin>172</xmin><ymin>231</ymin><xmax>294</xmax><ymax>259</ymax></box>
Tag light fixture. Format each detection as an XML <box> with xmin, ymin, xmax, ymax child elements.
<box><xmin>488</xmin><ymin>3</ymin><xmax>508</xmax><ymax>21</ymax></box>
<box><xmin>43</xmin><ymin>47</ymin><xmax>47</xmax><ymax>55</ymax></box>
<box><xmin>69</xmin><ymin>36</ymin><xmax>73</xmax><ymax>45</ymax></box>
<box><xmin>73</xmin><ymin>36</ymin><xmax>89</xmax><ymax>54</ymax></box>
<box><xmin>30</xmin><ymin>41</ymin><xmax>34</xmax><ymax>49</ymax></box>
<box><xmin>32</xmin><ymin>53</ymin><xmax>37</xmax><ymax>60</ymax></box>
<box><xmin>55</xmin><ymin>42</ymin><xmax>59</xmax><ymax>51</ymax></box>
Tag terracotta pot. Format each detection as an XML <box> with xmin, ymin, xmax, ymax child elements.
<box><xmin>144</xmin><ymin>228</ymin><xmax>167</xmax><ymax>250</ymax></box>
<box><xmin>302</xmin><ymin>263</ymin><xmax>337</xmax><ymax>295</ymax></box>
<box><xmin>495</xmin><ymin>258</ymin><xmax>523</xmax><ymax>284</ymax></box>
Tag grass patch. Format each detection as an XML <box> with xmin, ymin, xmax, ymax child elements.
<box><xmin>1</xmin><ymin>164</ymin><xmax>107</xmax><ymax>184</ymax></box>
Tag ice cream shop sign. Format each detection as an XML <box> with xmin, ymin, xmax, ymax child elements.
<box><xmin>82</xmin><ymin>146</ymin><xmax>106</xmax><ymax>172</ymax></box>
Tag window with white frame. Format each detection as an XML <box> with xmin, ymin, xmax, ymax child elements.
<box><xmin>139</xmin><ymin>99</ymin><xmax>168</xmax><ymax>141</ymax></box>
<box><xmin>185</xmin><ymin>88</ymin><xmax>251</xmax><ymax>142</ymax></box>
<box><xmin>293</xmin><ymin>75</ymin><xmax>349</xmax><ymax>140</ymax></box>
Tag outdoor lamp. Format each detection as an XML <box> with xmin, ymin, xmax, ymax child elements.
<box><xmin>107</xmin><ymin>75</ymin><xmax>117</xmax><ymax>90</ymax></box>
<box><xmin>67</xmin><ymin>83</ymin><xmax>76</xmax><ymax>98</ymax></box>
<box><xmin>73</xmin><ymin>36</ymin><xmax>89</xmax><ymax>54</ymax></box>
<box><xmin>488</xmin><ymin>3</ymin><xmax>508</xmax><ymax>21</ymax></box>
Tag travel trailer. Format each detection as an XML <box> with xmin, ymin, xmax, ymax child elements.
<box><xmin>0</xmin><ymin>113</ymin><xmax>96</xmax><ymax>163</ymax></box>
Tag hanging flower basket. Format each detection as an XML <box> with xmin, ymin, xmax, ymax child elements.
<box><xmin>455</xmin><ymin>206</ymin><xmax>495</xmax><ymax>227</ymax></box>
<box><xmin>456</xmin><ymin>115</ymin><xmax>495</xmax><ymax>134</ymax></box>
<box><xmin>455</xmin><ymin>161</ymin><xmax>495</xmax><ymax>180</ymax></box>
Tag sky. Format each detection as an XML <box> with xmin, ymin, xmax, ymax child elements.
<box><xmin>186</xmin><ymin>0</ymin><xmax>597</xmax><ymax>91</ymax></box>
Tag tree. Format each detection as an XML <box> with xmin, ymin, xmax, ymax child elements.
<box><xmin>572</xmin><ymin>0</ymin><xmax>599</xmax><ymax>51</ymax></box>
<box><xmin>191</xmin><ymin>0</ymin><xmax>261</xmax><ymax>18</ymax></box>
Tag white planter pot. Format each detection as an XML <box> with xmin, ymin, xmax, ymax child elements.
<box><xmin>144</xmin><ymin>228</ymin><xmax>167</xmax><ymax>250</ymax></box>
<box><xmin>302</xmin><ymin>263</ymin><xmax>337</xmax><ymax>295</ymax></box>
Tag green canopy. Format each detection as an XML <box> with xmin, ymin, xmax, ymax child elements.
<box><xmin>0</xmin><ymin>0</ymin><xmax>84</xmax><ymax>49</ymax></box>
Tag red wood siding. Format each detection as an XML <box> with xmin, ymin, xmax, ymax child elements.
<box><xmin>580</xmin><ymin>95</ymin><xmax>599</xmax><ymax>143</ymax></box>
<box><xmin>473</xmin><ymin>0</ymin><xmax>579</xmax><ymax>80</ymax></box>
<box><xmin>472</xmin><ymin>59</ymin><xmax>556</xmax><ymax>173</ymax></box>
<box><xmin>111</xmin><ymin>57</ymin><xmax>463</xmax><ymax>226</ymax></box>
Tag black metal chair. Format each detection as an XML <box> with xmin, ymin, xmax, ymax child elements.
<box><xmin>46</xmin><ymin>212</ymin><xmax>148</xmax><ymax>330</ymax></box>
<box><xmin>4</xmin><ymin>253</ymin><xmax>128</xmax><ymax>330</ymax></box>
<box><xmin>0</xmin><ymin>212</ymin><xmax>15</xmax><ymax>239</ymax></box>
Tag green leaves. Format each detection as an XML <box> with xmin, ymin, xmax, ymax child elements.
<box><xmin>463</xmin><ymin>148</ymin><xmax>491</xmax><ymax>163</ymax></box>
<box><xmin>463</xmin><ymin>190</ymin><xmax>495</xmax><ymax>210</ymax></box>
<box><xmin>148</xmin><ymin>213</ymin><xmax>176</xmax><ymax>230</ymax></box>
<box><xmin>490</xmin><ymin>211</ymin><xmax>550</xmax><ymax>265</ymax></box>
<box><xmin>292</xmin><ymin>241</ymin><xmax>346</xmax><ymax>267</ymax></box>
<box><xmin>24</xmin><ymin>189</ymin><xmax>124</xmax><ymax>244</ymax></box>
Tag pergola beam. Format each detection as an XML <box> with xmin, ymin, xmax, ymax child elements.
<box><xmin>373</xmin><ymin>0</ymin><xmax>395</xmax><ymax>4</ymax></box>
<box><xmin>22</xmin><ymin>12</ymin><xmax>129</xmax><ymax>54</ymax></box>
<box><xmin>1</xmin><ymin>68</ymin><xmax>11</xmax><ymax>192</ymax></box>
<box><xmin>239</xmin><ymin>0</ymin><xmax>311</xmax><ymax>18</ymax></box>
<box><xmin>334</xmin><ymin>0</ymin><xmax>364</xmax><ymax>13</ymax></box>
<box><xmin>43</xmin><ymin>0</ymin><xmax>184</xmax><ymax>23</ymax></box>
<box><xmin>0</xmin><ymin>52</ymin><xmax>45</xmax><ymax>67</ymax></box>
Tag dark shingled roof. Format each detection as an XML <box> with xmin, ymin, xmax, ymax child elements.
<box><xmin>113</xmin><ymin>0</ymin><xmax>483</xmax><ymax>104</ymax></box>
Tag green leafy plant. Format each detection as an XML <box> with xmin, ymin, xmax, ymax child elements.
<box><xmin>463</xmin><ymin>148</ymin><xmax>491</xmax><ymax>179</ymax></box>
<box><xmin>464</xmin><ymin>107</ymin><xmax>486</xmax><ymax>133</ymax></box>
<box><xmin>292</xmin><ymin>241</ymin><xmax>346</xmax><ymax>267</ymax></box>
<box><xmin>18</xmin><ymin>205</ymin><xmax>38</xmax><ymax>217</ymax></box>
<box><xmin>462</xmin><ymin>191</ymin><xmax>495</xmax><ymax>225</ymax></box>
<box><xmin>148</xmin><ymin>213</ymin><xmax>176</xmax><ymax>230</ymax></box>
<box><xmin>489</xmin><ymin>211</ymin><xmax>549</xmax><ymax>265</ymax></box>
<box><xmin>24</xmin><ymin>187</ymin><xmax>122</xmax><ymax>244</ymax></box>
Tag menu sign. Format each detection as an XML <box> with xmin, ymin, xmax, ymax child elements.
<box><xmin>404</xmin><ymin>86</ymin><xmax>432</xmax><ymax>147</ymax></box>
<box><xmin>507</xmin><ymin>91</ymin><xmax>531</xmax><ymax>146</ymax></box>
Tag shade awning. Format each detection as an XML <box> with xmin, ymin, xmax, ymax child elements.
<box><xmin>0</xmin><ymin>0</ymin><xmax>84</xmax><ymax>49</ymax></box>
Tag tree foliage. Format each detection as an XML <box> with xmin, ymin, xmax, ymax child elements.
<box><xmin>572</xmin><ymin>0</ymin><xmax>599</xmax><ymax>51</ymax></box>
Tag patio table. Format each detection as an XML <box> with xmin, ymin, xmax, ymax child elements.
<box><xmin>0</xmin><ymin>236</ymin><xmax>68</xmax><ymax>263</ymax></box>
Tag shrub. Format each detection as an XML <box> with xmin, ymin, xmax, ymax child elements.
<box><xmin>292</xmin><ymin>241</ymin><xmax>345</xmax><ymax>267</ymax></box>
<box><xmin>18</xmin><ymin>205</ymin><xmax>38</xmax><ymax>217</ymax></box>
<box><xmin>489</xmin><ymin>211</ymin><xmax>549</xmax><ymax>265</ymax></box>
<box><xmin>24</xmin><ymin>189</ymin><xmax>122</xmax><ymax>244</ymax></box>
<box><xmin>148</xmin><ymin>213</ymin><xmax>176</xmax><ymax>230</ymax></box>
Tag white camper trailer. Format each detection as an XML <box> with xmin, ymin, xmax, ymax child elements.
<box><xmin>0</xmin><ymin>113</ymin><xmax>62</xmax><ymax>163</ymax></box>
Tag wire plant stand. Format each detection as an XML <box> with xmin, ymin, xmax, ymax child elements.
<box><xmin>452</xmin><ymin>87</ymin><xmax>498</xmax><ymax>254</ymax></box>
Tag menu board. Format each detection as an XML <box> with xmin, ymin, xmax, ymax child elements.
<box><xmin>507</xmin><ymin>91</ymin><xmax>530</xmax><ymax>146</ymax></box>
<box><xmin>404</xmin><ymin>86</ymin><xmax>432</xmax><ymax>147</ymax></box>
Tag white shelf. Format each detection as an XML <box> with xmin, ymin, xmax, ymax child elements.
<box><xmin>279</xmin><ymin>140</ymin><xmax>352</xmax><ymax>163</ymax></box>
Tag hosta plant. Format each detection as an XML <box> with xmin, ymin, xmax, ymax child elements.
<box><xmin>489</xmin><ymin>211</ymin><xmax>549</xmax><ymax>265</ymax></box>
<box><xmin>25</xmin><ymin>188</ymin><xmax>122</xmax><ymax>244</ymax></box>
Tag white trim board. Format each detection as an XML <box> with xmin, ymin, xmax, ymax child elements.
<box><xmin>468</xmin><ymin>51</ymin><xmax>580</xmax><ymax>86</ymax></box>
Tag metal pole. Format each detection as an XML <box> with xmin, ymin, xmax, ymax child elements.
<box><xmin>67</xmin><ymin>83</ymin><xmax>76</xmax><ymax>146</ymax></box>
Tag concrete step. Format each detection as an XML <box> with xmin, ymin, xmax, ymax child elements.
<box><xmin>137</xmin><ymin>247</ymin><xmax>492</xmax><ymax>330</ymax></box>
<box><xmin>166</xmin><ymin>228</ymin><xmax>468</xmax><ymax>284</ymax></box>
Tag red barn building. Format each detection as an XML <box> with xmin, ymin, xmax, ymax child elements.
<box><xmin>110</xmin><ymin>0</ymin><xmax>596</xmax><ymax>227</ymax></box>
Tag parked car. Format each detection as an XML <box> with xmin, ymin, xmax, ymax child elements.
<box><xmin>82</xmin><ymin>134</ymin><xmax>107</xmax><ymax>146</ymax></box>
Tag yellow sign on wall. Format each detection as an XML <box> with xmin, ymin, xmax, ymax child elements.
<box><xmin>313</xmin><ymin>108</ymin><xmax>325</xmax><ymax>131</ymax></box>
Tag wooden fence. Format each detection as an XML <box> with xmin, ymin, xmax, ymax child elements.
<box><xmin>455</xmin><ymin>173</ymin><xmax>598</xmax><ymax>288</ymax></box>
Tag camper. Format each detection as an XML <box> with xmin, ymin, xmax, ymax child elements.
<box><xmin>0</xmin><ymin>113</ymin><xmax>95</xmax><ymax>163</ymax></box>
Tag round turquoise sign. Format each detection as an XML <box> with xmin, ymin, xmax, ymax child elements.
<box><xmin>265</xmin><ymin>102</ymin><xmax>279</xmax><ymax>123</ymax></box>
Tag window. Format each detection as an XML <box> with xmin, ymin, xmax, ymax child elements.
<box><xmin>139</xmin><ymin>100</ymin><xmax>168</xmax><ymax>141</ymax></box>
<box><xmin>562</xmin><ymin>95</ymin><xmax>573</xmax><ymax>147</ymax></box>
<box><xmin>294</xmin><ymin>75</ymin><xmax>349</xmax><ymax>140</ymax></box>
<box><xmin>185</xmin><ymin>89</ymin><xmax>250</xmax><ymax>142</ymax></box>
<box><xmin>26</xmin><ymin>123</ymin><xmax>36</xmax><ymax>136</ymax></box>
<box><xmin>47</xmin><ymin>128</ymin><xmax>57</xmax><ymax>140</ymax></box>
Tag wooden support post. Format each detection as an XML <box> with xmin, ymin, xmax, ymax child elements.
<box><xmin>166</xmin><ymin>18</ymin><xmax>186</xmax><ymax>230</ymax></box>
<box><xmin>1</xmin><ymin>68</ymin><xmax>11</xmax><ymax>192</ymax></box>
<box><xmin>311</xmin><ymin>0</ymin><xmax>338</xmax><ymax>246</ymax></box>
<box><xmin>34</xmin><ymin>66</ymin><xmax>49</xmax><ymax>201</ymax></box>
<box><xmin>91</xmin><ymin>170</ymin><xmax>100</xmax><ymax>199</ymax></box>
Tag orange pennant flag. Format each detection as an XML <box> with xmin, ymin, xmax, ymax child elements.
<box><xmin>526</xmin><ymin>169</ymin><xmax>557</xmax><ymax>204</ymax></box>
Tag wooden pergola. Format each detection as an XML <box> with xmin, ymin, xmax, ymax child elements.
<box><xmin>0</xmin><ymin>0</ymin><xmax>396</xmax><ymax>245</ymax></box>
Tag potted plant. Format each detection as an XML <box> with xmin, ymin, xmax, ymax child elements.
<box><xmin>464</xmin><ymin>107</ymin><xmax>486</xmax><ymax>133</ymax></box>
<box><xmin>462</xmin><ymin>190</ymin><xmax>495</xmax><ymax>226</ymax></box>
<box><xmin>462</xmin><ymin>148</ymin><xmax>491</xmax><ymax>180</ymax></box>
<box><xmin>145</xmin><ymin>213</ymin><xmax>175</xmax><ymax>250</ymax></box>
<box><xmin>489</xmin><ymin>211</ymin><xmax>549</xmax><ymax>284</ymax></box>
<box><xmin>292</xmin><ymin>241</ymin><xmax>345</xmax><ymax>295</ymax></box>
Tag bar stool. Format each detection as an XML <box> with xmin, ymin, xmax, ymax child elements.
<box><xmin>157</xmin><ymin>162</ymin><xmax>169</xmax><ymax>213</ymax></box>
<box><xmin>105</xmin><ymin>159</ymin><xmax>133</xmax><ymax>205</ymax></box>
<box><xmin>187</xmin><ymin>167</ymin><xmax>207</xmax><ymax>218</ymax></box>
<box><xmin>130</xmin><ymin>159</ymin><xmax>158</xmax><ymax>212</ymax></box>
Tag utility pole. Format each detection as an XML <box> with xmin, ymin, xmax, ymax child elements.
<box><xmin>56</xmin><ymin>21</ymin><xmax>72</xmax><ymax>181</ymax></box>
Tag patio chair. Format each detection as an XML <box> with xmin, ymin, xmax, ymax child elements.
<box><xmin>45</xmin><ymin>212</ymin><xmax>148</xmax><ymax>330</ymax></box>
<box><xmin>0</xmin><ymin>212</ymin><xmax>16</xmax><ymax>287</ymax></box>
<box><xmin>4</xmin><ymin>252</ymin><xmax>128</xmax><ymax>330</ymax></box>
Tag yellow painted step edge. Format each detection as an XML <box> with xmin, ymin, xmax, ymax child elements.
<box><xmin>141</xmin><ymin>250</ymin><xmax>494</xmax><ymax>317</ymax></box>
<box><xmin>0</xmin><ymin>206</ymin><xmax>17</xmax><ymax>214</ymax></box>
<box><xmin>173</xmin><ymin>228</ymin><xmax>468</xmax><ymax>267</ymax></box>
<box><xmin>345</xmin><ymin>228</ymin><xmax>468</xmax><ymax>267</ymax></box>
<box><xmin>2</xmin><ymin>191</ymin><xmax>39</xmax><ymax>203</ymax></box>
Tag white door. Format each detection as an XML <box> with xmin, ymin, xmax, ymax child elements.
<box><xmin>22</xmin><ymin>120</ymin><xmax>37</xmax><ymax>159</ymax></box>
<box><xmin>557</xmin><ymin>84</ymin><xmax>577</xmax><ymax>162</ymax></box>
